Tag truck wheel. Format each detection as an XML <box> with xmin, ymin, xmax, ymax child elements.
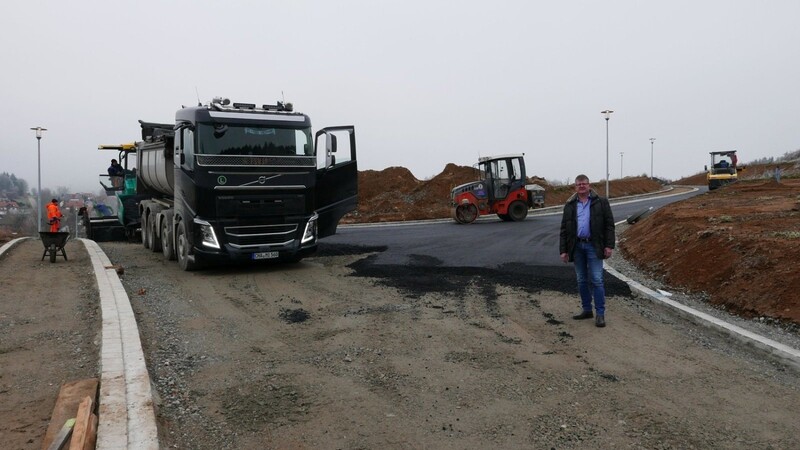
<box><xmin>149</xmin><ymin>215</ymin><xmax>162</xmax><ymax>253</ymax></box>
<box><xmin>176</xmin><ymin>221</ymin><xmax>199</xmax><ymax>271</ymax></box>
<box><xmin>141</xmin><ymin>213</ymin><xmax>150</xmax><ymax>249</ymax></box>
<box><xmin>508</xmin><ymin>201</ymin><xmax>528</xmax><ymax>222</ymax></box>
<box><xmin>497</xmin><ymin>213</ymin><xmax>511</xmax><ymax>222</ymax></box>
<box><xmin>161</xmin><ymin>219</ymin><xmax>176</xmax><ymax>261</ymax></box>
<box><xmin>454</xmin><ymin>204</ymin><xmax>478</xmax><ymax>224</ymax></box>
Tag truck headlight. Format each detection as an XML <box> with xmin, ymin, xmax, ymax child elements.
<box><xmin>194</xmin><ymin>218</ymin><xmax>220</xmax><ymax>249</ymax></box>
<box><xmin>301</xmin><ymin>213</ymin><xmax>318</xmax><ymax>244</ymax></box>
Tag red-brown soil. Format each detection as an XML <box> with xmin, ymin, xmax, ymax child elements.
<box><xmin>620</xmin><ymin>178</ymin><xmax>800</xmax><ymax>323</ymax></box>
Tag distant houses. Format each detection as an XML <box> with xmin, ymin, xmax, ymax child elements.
<box><xmin>0</xmin><ymin>199</ymin><xmax>20</xmax><ymax>215</ymax></box>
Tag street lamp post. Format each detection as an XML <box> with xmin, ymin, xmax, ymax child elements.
<box><xmin>30</xmin><ymin>126</ymin><xmax>47</xmax><ymax>233</ymax></box>
<box><xmin>601</xmin><ymin>110</ymin><xmax>614</xmax><ymax>197</ymax></box>
<box><xmin>620</xmin><ymin>152</ymin><xmax>624</xmax><ymax>178</ymax></box>
<box><xmin>649</xmin><ymin>137</ymin><xmax>656</xmax><ymax>178</ymax></box>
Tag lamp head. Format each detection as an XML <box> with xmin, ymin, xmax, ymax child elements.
<box><xmin>30</xmin><ymin>126</ymin><xmax>47</xmax><ymax>139</ymax></box>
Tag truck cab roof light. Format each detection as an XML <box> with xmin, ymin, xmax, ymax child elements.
<box><xmin>262</xmin><ymin>101</ymin><xmax>294</xmax><ymax>112</ymax></box>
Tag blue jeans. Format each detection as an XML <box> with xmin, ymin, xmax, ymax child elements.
<box><xmin>573</xmin><ymin>241</ymin><xmax>606</xmax><ymax>315</ymax></box>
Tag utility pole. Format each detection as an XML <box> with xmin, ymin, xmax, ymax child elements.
<box><xmin>601</xmin><ymin>110</ymin><xmax>614</xmax><ymax>197</ymax></box>
<box><xmin>30</xmin><ymin>126</ymin><xmax>47</xmax><ymax>233</ymax></box>
<box><xmin>650</xmin><ymin>137</ymin><xmax>656</xmax><ymax>178</ymax></box>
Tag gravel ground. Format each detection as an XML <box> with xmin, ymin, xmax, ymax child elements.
<box><xmin>96</xmin><ymin>236</ymin><xmax>800</xmax><ymax>449</ymax></box>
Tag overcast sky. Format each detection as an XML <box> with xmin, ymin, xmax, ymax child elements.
<box><xmin>2</xmin><ymin>1</ymin><xmax>799</xmax><ymax>194</ymax></box>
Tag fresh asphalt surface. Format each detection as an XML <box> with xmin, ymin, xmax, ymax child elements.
<box><xmin>322</xmin><ymin>186</ymin><xmax>800</xmax><ymax>368</ymax></box>
<box><xmin>323</xmin><ymin>187</ymin><xmax>706</xmax><ymax>267</ymax></box>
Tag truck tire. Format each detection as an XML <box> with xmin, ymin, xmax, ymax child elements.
<box><xmin>161</xmin><ymin>218</ymin><xmax>176</xmax><ymax>261</ymax></box>
<box><xmin>508</xmin><ymin>200</ymin><xmax>528</xmax><ymax>222</ymax></box>
<box><xmin>176</xmin><ymin>221</ymin><xmax>199</xmax><ymax>271</ymax></box>
<box><xmin>149</xmin><ymin>214</ymin><xmax>162</xmax><ymax>253</ymax></box>
<box><xmin>497</xmin><ymin>213</ymin><xmax>511</xmax><ymax>222</ymax></box>
<box><xmin>141</xmin><ymin>212</ymin><xmax>150</xmax><ymax>249</ymax></box>
<box><xmin>454</xmin><ymin>204</ymin><xmax>478</xmax><ymax>224</ymax></box>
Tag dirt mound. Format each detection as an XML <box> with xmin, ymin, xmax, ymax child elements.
<box><xmin>675</xmin><ymin>172</ymin><xmax>708</xmax><ymax>185</ymax></box>
<box><xmin>345</xmin><ymin>163</ymin><xmax>488</xmax><ymax>223</ymax></box>
<box><xmin>347</xmin><ymin>163</ymin><xmax>664</xmax><ymax>223</ymax></box>
<box><xmin>619</xmin><ymin>179</ymin><xmax>800</xmax><ymax>323</ymax></box>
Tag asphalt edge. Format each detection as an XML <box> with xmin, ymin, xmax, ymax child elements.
<box><xmin>80</xmin><ymin>238</ymin><xmax>159</xmax><ymax>450</ymax></box>
<box><xmin>604</xmin><ymin>263</ymin><xmax>800</xmax><ymax>371</ymax></box>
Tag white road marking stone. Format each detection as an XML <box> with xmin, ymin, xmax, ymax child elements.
<box><xmin>81</xmin><ymin>239</ymin><xmax>159</xmax><ymax>450</ymax></box>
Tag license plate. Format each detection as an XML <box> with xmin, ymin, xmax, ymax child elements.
<box><xmin>252</xmin><ymin>251</ymin><xmax>279</xmax><ymax>260</ymax></box>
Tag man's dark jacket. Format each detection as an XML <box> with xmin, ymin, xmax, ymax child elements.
<box><xmin>559</xmin><ymin>189</ymin><xmax>615</xmax><ymax>262</ymax></box>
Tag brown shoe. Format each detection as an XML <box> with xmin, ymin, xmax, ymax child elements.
<box><xmin>595</xmin><ymin>315</ymin><xmax>606</xmax><ymax>327</ymax></box>
<box><xmin>572</xmin><ymin>311</ymin><xmax>594</xmax><ymax>320</ymax></box>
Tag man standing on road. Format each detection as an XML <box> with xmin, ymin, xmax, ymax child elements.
<box><xmin>559</xmin><ymin>175</ymin><xmax>615</xmax><ymax>327</ymax></box>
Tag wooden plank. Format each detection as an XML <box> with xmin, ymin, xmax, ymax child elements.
<box><xmin>69</xmin><ymin>396</ymin><xmax>93</xmax><ymax>450</ymax></box>
<box><xmin>82</xmin><ymin>414</ymin><xmax>98</xmax><ymax>450</ymax></box>
<box><xmin>41</xmin><ymin>378</ymin><xmax>99</xmax><ymax>450</ymax></box>
<box><xmin>45</xmin><ymin>418</ymin><xmax>75</xmax><ymax>450</ymax></box>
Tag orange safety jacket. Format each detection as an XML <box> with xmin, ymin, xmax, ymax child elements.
<box><xmin>46</xmin><ymin>203</ymin><xmax>63</xmax><ymax>232</ymax></box>
<box><xmin>46</xmin><ymin>203</ymin><xmax>63</xmax><ymax>221</ymax></box>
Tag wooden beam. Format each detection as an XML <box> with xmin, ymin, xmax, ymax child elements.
<box><xmin>41</xmin><ymin>378</ymin><xmax>99</xmax><ymax>450</ymax></box>
<box><xmin>69</xmin><ymin>396</ymin><xmax>94</xmax><ymax>450</ymax></box>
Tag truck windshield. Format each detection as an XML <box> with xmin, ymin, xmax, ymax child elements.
<box><xmin>196</xmin><ymin>124</ymin><xmax>313</xmax><ymax>156</ymax></box>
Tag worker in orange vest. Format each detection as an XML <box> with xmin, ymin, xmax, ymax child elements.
<box><xmin>46</xmin><ymin>199</ymin><xmax>63</xmax><ymax>232</ymax></box>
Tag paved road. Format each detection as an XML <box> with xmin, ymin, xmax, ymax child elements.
<box><xmin>325</xmin><ymin>187</ymin><xmax>705</xmax><ymax>267</ymax></box>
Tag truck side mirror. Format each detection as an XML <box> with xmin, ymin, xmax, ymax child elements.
<box><xmin>325</xmin><ymin>133</ymin><xmax>338</xmax><ymax>167</ymax></box>
<box><xmin>327</xmin><ymin>134</ymin><xmax>338</xmax><ymax>154</ymax></box>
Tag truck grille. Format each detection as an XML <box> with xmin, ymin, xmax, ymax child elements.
<box><xmin>224</xmin><ymin>224</ymin><xmax>298</xmax><ymax>249</ymax></box>
<box><xmin>196</xmin><ymin>155</ymin><xmax>315</xmax><ymax>167</ymax></box>
<box><xmin>216</xmin><ymin>195</ymin><xmax>305</xmax><ymax>218</ymax></box>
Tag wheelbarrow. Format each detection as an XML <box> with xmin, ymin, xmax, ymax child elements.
<box><xmin>39</xmin><ymin>231</ymin><xmax>70</xmax><ymax>263</ymax></box>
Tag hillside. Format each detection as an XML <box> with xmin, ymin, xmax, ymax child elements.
<box><xmin>620</xmin><ymin>178</ymin><xmax>800</xmax><ymax>324</ymax></box>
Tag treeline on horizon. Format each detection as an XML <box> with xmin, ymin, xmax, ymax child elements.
<box><xmin>0</xmin><ymin>172</ymin><xmax>29</xmax><ymax>200</ymax></box>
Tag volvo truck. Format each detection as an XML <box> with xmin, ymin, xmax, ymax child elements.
<box><xmin>89</xmin><ymin>97</ymin><xmax>357</xmax><ymax>270</ymax></box>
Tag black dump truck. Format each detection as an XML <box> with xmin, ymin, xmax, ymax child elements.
<box><xmin>85</xmin><ymin>97</ymin><xmax>357</xmax><ymax>270</ymax></box>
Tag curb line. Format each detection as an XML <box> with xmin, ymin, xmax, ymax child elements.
<box><xmin>605</xmin><ymin>263</ymin><xmax>800</xmax><ymax>371</ymax></box>
<box><xmin>0</xmin><ymin>236</ymin><xmax>29</xmax><ymax>256</ymax></box>
<box><xmin>80</xmin><ymin>238</ymin><xmax>159</xmax><ymax>450</ymax></box>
